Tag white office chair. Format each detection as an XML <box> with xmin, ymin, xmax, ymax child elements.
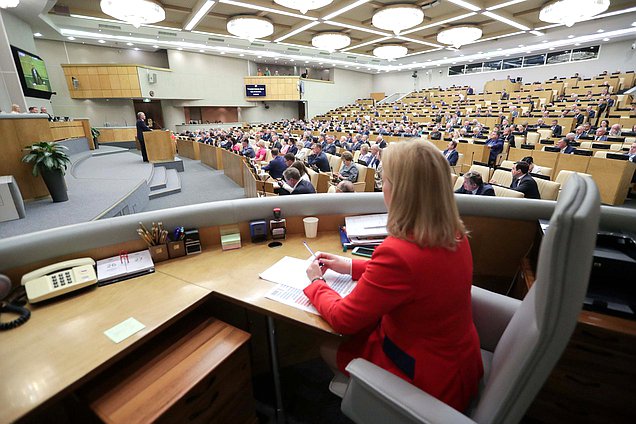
<box><xmin>339</xmin><ymin>174</ymin><xmax>600</xmax><ymax>424</ymax></box>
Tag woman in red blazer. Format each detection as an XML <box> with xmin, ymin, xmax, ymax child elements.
<box><xmin>305</xmin><ymin>141</ymin><xmax>483</xmax><ymax>412</ymax></box>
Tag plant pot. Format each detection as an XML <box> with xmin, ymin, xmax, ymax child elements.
<box><xmin>40</xmin><ymin>167</ymin><xmax>68</xmax><ymax>202</ymax></box>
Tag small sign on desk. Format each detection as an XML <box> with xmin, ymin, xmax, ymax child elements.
<box><xmin>104</xmin><ymin>317</ymin><xmax>145</xmax><ymax>343</ymax></box>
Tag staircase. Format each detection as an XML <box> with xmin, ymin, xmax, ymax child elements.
<box><xmin>378</xmin><ymin>92</ymin><xmax>405</xmax><ymax>104</ymax></box>
<box><xmin>148</xmin><ymin>166</ymin><xmax>181</xmax><ymax>199</ymax></box>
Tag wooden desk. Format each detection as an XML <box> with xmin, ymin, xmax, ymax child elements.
<box><xmin>176</xmin><ymin>138</ymin><xmax>200</xmax><ymax>160</ymax></box>
<box><xmin>0</xmin><ymin>273</ymin><xmax>210</xmax><ymax>424</ymax></box>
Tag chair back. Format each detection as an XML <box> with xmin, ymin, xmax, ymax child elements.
<box><xmin>593</xmin><ymin>151</ymin><xmax>608</xmax><ymax>158</ymax></box>
<box><xmin>469</xmin><ymin>164</ymin><xmax>492</xmax><ymax>181</ymax></box>
<box><xmin>555</xmin><ymin>170</ymin><xmax>593</xmax><ymax>190</ymax></box>
<box><xmin>491</xmin><ymin>169</ymin><xmax>513</xmax><ymax>187</ymax></box>
<box><xmin>499</xmin><ymin>160</ymin><xmax>515</xmax><ymax>169</ymax></box>
<box><xmin>535</xmin><ymin>178</ymin><xmax>560</xmax><ymax>201</ymax></box>
<box><xmin>493</xmin><ymin>185</ymin><xmax>524</xmax><ymax>198</ymax></box>
<box><xmin>525</xmin><ymin>132</ymin><xmax>540</xmax><ymax>145</ymax></box>
<box><xmin>472</xmin><ymin>175</ymin><xmax>600</xmax><ymax>423</ymax></box>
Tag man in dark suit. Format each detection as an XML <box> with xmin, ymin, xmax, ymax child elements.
<box><xmin>277</xmin><ymin>167</ymin><xmax>316</xmax><ymax>195</ymax></box>
<box><xmin>240</xmin><ymin>140</ymin><xmax>255</xmax><ymax>158</ymax></box>
<box><xmin>307</xmin><ymin>143</ymin><xmax>330</xmax><ymax>172</ymax></box>
<box><xmin>443</xmin><ymin>140</ymin><xmax>459</xmax><ymax>166</ymax></box>
<box><xmin>485</xmin><ymin>131</ymin><xmax>504</xmax><ymax>165</ymax></box>
<box><xmin>573</xmin><ymin>109</ymin><xmax>584</xmax><ymax>126</ymax></box>
<box><xmin>263</xmin><ymin>148</ymin><xmax>287</xmax><ymax>179</ymax></box>
<box><xmin>455</xmin><ymin>171</ymin><xmax>495</xmax><ymax>196</ymax></box>
<box><xmin>501</xmin><ymin>127</ymin><xmax>516</xmax><ymax>148</ymax></box>
<box><xmin>550</xmin><ymin>119</ymin><xmax>562</xmax><ymax>138</ymax></box>
<box><xmin>136</xmin><ymin>111</ymin><xmax>151</xmax><ymax>162</ymax></box>
<box><xmin>556</xmin><ymin>138</ymin><xmax>576</xmax><ymax>154</ymax></box>
<box><xmin>510</xmin><ymin>161</ymin><xmax>541</xmax><ymax>199</ymax></box>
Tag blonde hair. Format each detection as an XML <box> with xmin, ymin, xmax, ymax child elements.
<box><xmin>382</xmin><ymin>141</ymin><xmax>466</xmax><ymax>249</ymax></box>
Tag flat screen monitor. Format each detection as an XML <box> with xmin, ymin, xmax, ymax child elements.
<box><xmin>10</xmin><ymin>45</ymin><xmax>53</xmax><ymax>100</ymax></box>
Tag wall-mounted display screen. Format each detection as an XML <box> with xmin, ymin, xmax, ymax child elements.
<box><xmin>246</xmin><ymin>84</ymin><xmax>266</xmax><ymax>97</ymax></box>
<box><xmin>10</xmin><ymin>45</ymin><xmax>53</xmax><ymax>99</ymax></box>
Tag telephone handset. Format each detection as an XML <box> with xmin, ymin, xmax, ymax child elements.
<box><xmin>21</xmin><ymin>258</ymin><xmax>97</xmax><ymax>303</ymax></box>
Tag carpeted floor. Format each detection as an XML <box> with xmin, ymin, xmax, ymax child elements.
<box><xmin>143</xmin><ymin>157</ymin><xmax>245</xmax><ymax>212</ymax></box>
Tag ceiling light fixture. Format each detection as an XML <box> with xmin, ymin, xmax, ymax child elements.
<box><xmin>227</xmin><ymin>16</ymin><xmax>274</xmax><ymax>42</ymax></box>
<box><xmin>34</xmin><ymin>32</ymin><xmax>43</xmax><ymax>37</ymax></box>
<box><xmin>184</xmin><ymin>0</ymin><xmax>216</xmax><ymax>31</ymax></box>
<box><xmin>274</xmin><ymin>0</ymin><xmax>332</xmax><ymax>15</ymax></box>
<box><xmin>67</xmin><ymin>36</ymin><xmax>76</xmax><ymax>40</ymax></box>
<box><xmin>539</xmin><ymin>0</ymin><xmax>609</xmax><ymax>28</ymax></box>
<box><xmin>373</xmin><ymin>44</ymin><xmax>408</xmax><ymax>60</ymax></box>
<box><xmin>100</xmin><ymin>0</ymin><xmax>165</xmax><ymax>28</ymax></box>
<box><xmin>436</xmin><ymin>25</ymin><xmax>482</xmax><ymax>49</ymax></box>
<box><xmin>372</xmin><ymin>4</ymin><xmax>424</xmax><ymax>35</ymax></box>
<box><xmin>311</xmin><ymin>32</ymin><xmax>351</xmax><ymax>52</ymax></box>
<box><xmin>0</xmin><ymin>0</ymin><xmax>19</xmax><ymax>8</ymax></box>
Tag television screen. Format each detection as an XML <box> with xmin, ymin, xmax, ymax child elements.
<box><xmin>10</xmin><ymin>45</ymin><xmax>53</xmax><ymax>99</ymax></box>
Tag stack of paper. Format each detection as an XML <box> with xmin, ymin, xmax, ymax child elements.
<box><xmin>344</xmin><ymin>213</ymin><xmax>388</xmax><ymax>246</ymax></box>
<box><xmin>260</xmin><ymin>256</ymin><xmax>356</xmax><ymax>315</ymax></box>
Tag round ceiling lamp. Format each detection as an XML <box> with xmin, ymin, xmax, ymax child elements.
<box><xmin>437</xmin><ymin>26</ymin><xmax>483</xmax><ymax>49</ymax></box>
<box><xmin>0</xmin><ymin>0</ymin><xmax>20</xmax><ymax>8</ymax></box>
<box><xmin>372</xmin><ymin>4</ymin><xmax>424</xmax><ymax>35</ymax></box>
<box><xmin>227</xmin><ymin>15</ymin><xmax>274</xmax><ymax>42</ymax></box>
<box><xmin>274</xmin><ymin>0</ymin><xmax>333</xmax><ymax>15</ymax></box>
<box><xmin>373</xmin><ymin>44</ymin><xmax>408</xmax><ymax>60</ymax></box>
<box><xmin>311</xmin><ymin>32</ymin><xmax>351</xmax><ymax>52</ymax></box>
<box><xmin>100</xmin><ymin>0</ymin><xmax>165</xmax><ymax>28</ymax></box>
<box><xmin>539</xmin><ymin>0</ymin><xmax>609</xmax><ymax>27</ymax></box>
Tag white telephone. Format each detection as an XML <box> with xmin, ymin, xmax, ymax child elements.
<box><xmin>21</xmin><ymin>258</ymin><xmax>97</xmax><ymax>303</ymax></box>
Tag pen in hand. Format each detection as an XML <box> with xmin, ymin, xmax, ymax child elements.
<box><xmin>303</xmin><ymin>241</ymin><xmax>325</xmax><ymax>267</ymax></box>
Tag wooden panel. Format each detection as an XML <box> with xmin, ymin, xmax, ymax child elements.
<box><xmin>221</xmin><ymin>149</ymin><xmax>244</xmax><ymax>187</ymax></box>
<box><xmin>145</xmin><ymin>131</ymin><xmax>175</xmax><ymax>162</ymax></box>
<box><xmin>553</xmin><ymin>153</ymin><xmax>591</xmax><ymax>177</ymax></box>
<box><xmin>243</xmin><ymin>76</ymin><xmax>300</xmax><ymax>102</ymax></box>
<box><xmin>62</xmin><ymin>65</ymin><xmax>142</xmax><ymax>99</ymax></box>
<box><xmin>586</xmin><ymin>157</ymin><xmax>636</xmax><ymax>205</ymax></box>
<box><xmin>531</xmin><ymin>150</ymin><xmax>560</xmax><ymax>171</ymax></box>
<box><xmin>200</xmin><ymin>144</ymin><xmax>223</xmax><ymax>170</ymax></box>
<box><xmin>176</xmin><ymin>139</ymin><xmax>201</xmax><ymax>160</ymax></box>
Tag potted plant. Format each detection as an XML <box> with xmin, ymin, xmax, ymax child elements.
<box><xmin>22</xmin><ymin>141</ymin><xmax>71</xmax><ymax>202</ymax></box>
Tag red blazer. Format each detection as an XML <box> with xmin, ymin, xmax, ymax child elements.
<box><xmin>304</xmin><ymin>236</ymin><xmax>483</xmax><ymax>412</ymax></box>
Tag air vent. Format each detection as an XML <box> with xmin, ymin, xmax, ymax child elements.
<box><xmin>347</xmin><ymin>55</ymin><xmax>356</xmax><ymax>59</ymax></box>
<box><xmin>98</xmin><ymin>23</ymin><xmax>121</xmax><ymax>30</ymax></box>
<box><xmin>158</xmin><ymin>31</ymin><xmax>177</xmax><ymax>37</ymax></box>
<box><xmin>319</xmin><ymin>52</ymin><xmax>329</xmax><ymax>56</ymax></box>
<box><xmin>372</xmin><ymin>60</ymin><xmax>381</xmax><ymax>63</ymax></box>
<box><xmin>251</xmin><ymin>42</ymin><xmax>265</xmax><ymax>47</ymax></box>
<box><xmin>208</xmin><ymin>37</ymin><xmax>225</xmax><ymax>42</ymax></box>
<box><xmin>286</xmin><ymin>47</ymin><xmax>300</xmax><ymax>52</ymax></box>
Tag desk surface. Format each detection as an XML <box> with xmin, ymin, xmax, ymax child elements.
<box><xmin>0</xmin><ymin>232</ymin><xmax>345</xmax><ymax>423</ymax></box>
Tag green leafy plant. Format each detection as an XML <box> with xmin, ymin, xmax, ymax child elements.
<box><xmin>22</xmin><ymin>142</ymin><xmax>71</xmax><ymax>177</ymax></box>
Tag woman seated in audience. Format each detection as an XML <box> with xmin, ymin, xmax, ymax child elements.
<box><xmin>304</xmin><ymin>141</ymin><xmax>483</xmax><ymax>412</ymax></box>
<box><xmin>521</xmin><ymin>156</ymin><xmax>543</xmax><ymax>175</ymax></box>
<box><xmin>358</xmin><ymin>144</ymin><xmax>373</xmax><ymax>164</ymax></box>
<box><xmin>254</xmin><ymin>140</ymin><xmax>267</xmax><ymax>162</ymax></box>
<box><xmin>335</xmin><ymin>151</ymin><xmax>358</xmax><ymax>183</ymax></box>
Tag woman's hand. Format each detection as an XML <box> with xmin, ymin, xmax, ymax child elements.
<box><xmin>306</xmin><ymin>260</ymin><xmax>324</xmax><ymax>281</ymax></box>
<box><xmin>315</xmin><ymin>252</ymin><xmax>352</xmax><ymax>275</ymax></box>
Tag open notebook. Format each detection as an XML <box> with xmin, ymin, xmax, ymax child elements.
<box><xmin>96</xmin><ymin>250</ymin><xmax>155</xmax><ymax>286</ymax></box>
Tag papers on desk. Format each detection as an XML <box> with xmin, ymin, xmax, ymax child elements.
<box><xmin>96</xmin><ymin>250</ymin><xmax>155</xmax><ymax>286</ymax></box>
<box><xmin>260</xmin><ymin>256</ymin><xmax>356</xmax><ymax>315</ymax></box>
<box><xmin>344</xmin><ymin>213</ymin><xmax>388</xmax><ymax>245</ymax></box>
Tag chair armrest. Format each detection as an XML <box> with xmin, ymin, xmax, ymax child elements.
<box><xmin>342</xmin><ymin>359</ymin><xmax>475</xmax><ymax>424</ymax></box>
<box><xmin>471</xmin><ymin>286</ymin><xmax>521</xmax><ymax>351</ymax></box>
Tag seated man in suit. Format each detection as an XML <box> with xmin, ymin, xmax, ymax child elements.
<box><xmin>594</xmin><ymin>127</ymin><xmax>608</xmax><ymax>141</ymax></box>
<box><xmin>556</xmin><ymin>138</ymin><xmax>576</xmax><ymax>154</ymax></box>
<box><xmin>501</xmin><ymin>126</ymin><xmax>516</xmax><ymax>148</ymax></box>
<box><xmin>510</xmin><ymin>161</ymin><xmax>541</xmax><ymax>199</ymax></box>
<box><xmin>307</xmin><ymin>143</ymin><xmax>331</xmax><ymax>173</ymax></box>
<box><xmin>429</xmin><ymin>126</ymin><xmax>442</xmax><ymax>140</ymax></box>
<box><xmin>239</xmin><ymin>140</ymin><xmax>255</xmax><ymax>158</ymax></box>
<box><xmin>277</xmin><ymin>167</ymin><xmax>316</xmax><ymax>195</ymax></box>
<box><xmin>550</xmin><ymin>119</ymin><xmax>562</xmax><ymax>138</ymax></box>
<box><xmin>627</xmin><ymin>142</ymin><xmax>636</xmax><ymax>163</ymax></box>
<box><xmin>443</xmin><ymin>140</ymin><xmax>459</xmax><ymax>166</ymax></box>
<box><xmin>455</xmin><ymin>171</ymin><xmax>495</xmax><ymax>196</ymax></box>
<box><xmin>485</xmin><ymin>131</ymin><xmax>504</xmax><ymax>165</ymax></box>
<box><xmin>323</xmin><ymin>135</ymin><xmax>337</xmax><ymax>155</ymax></box>
<box><xmin>263</xmin><ymin>148</ymin><xmax>287</xmax><ymax>180</ymax></box>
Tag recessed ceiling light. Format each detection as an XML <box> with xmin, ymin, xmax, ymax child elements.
<box><xmin>220</xmin><ymin>51</ymin><xmax>225</xmax><ymax>54</ymax></box>
<box><xmin>602</xmin><ymin>37</ymin><xmax>610</xmax><ymax>41</ymax></box>
<box><xmin>126</xmin><ymin>42</ymin><xmax>134</xmax><ymax>46</ymax></box>
<box><xmin>468</xmin><ymin>59</ymin><xmax>473</xmax><ymax>62</ymax></box>
<box><xmin>239</xmin><ymin>53</ymin><xmax>245</xmax><ymax>56</ymax></box>
<box><xmin>574</xmin><ymin>43</ymin><xmax>581</xmax><ymax>46</ymax></box>
<box><xmin>34</xmin><ymin>33</ymin><xmax>43</xmax><ymax>37</ymax></box>
<box><xmin>67</xmin><ymin>36</ymin><xmax>76</xmax><ymax>41</ymax></box>
<box><xmin>542</xmin><ymin>40</ymin><xmax>548</xmax><ymax>43</ymax></box>
<box><xmin>567</xmin><ymin>35</ymin><xmax>574</xmax><ymax>38</ymax></box>
<box><xmin>356</xmin><ymin>66</ymin><xmax>360</xmax><ymax>69</ymax></box>
<box><xmin>477</xmin><ymin>51</ymin><xmax>483</xmax><ymax>54</ymax></box>
<box><xmin>549</xmin><ymin>47</ymin><xmax>555</xmax><ymax>50</ymax></box>
<box><xmin>152</xmin><ymin>45</ymin><xmax>159</xmax><ymax>48</ymax></box>
<box><xmin>443</xmin><ymin>56</ymin><xmax>447</xmax><ymax>59</ymax></box>
<box><xmin>134</xmin><ymin>47</ymin><xmax>140</xmax><ymax>51</ymax></box>
<box><xmin>597</xmin><ymin>29</ymin><xmax>604</xmax><ymax>33</ymax></box>
<box><xmin>199</xmin><ymin>49</ymin><xmax>205</xmax><ymax>52</ymax></box>
<box><xmin>486</xmin><ymin>57</ymin><xmax>491</xmax><ymax>59</ymax></box>
<box><xmin>177</xmin><ymin>47</ymin><xmax>183</xmax><ymax>50</ymax></box>
<box><xmin>518</xmin><ymin>44</ymin><xmax>523</xmax><ymax>47</ymax></box>
<box><xmin>98</xmin><ymin>40</ymin><xmax>106</xmax><ymax>43</ymax></box>
<box><xmin>319</xmin><ymin>62</ymin><xmax>323</xmax><ymax>65</ymax></box>
<box><xmin>257</xmin><ymin>55</ymin><xmax>262</xmax><ymax>58</ymax></box>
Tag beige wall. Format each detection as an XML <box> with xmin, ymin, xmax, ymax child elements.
<box><xmin>304</xmin><ymin>68</ymin><xmax>374</xmax><ymax>118</ymax></box>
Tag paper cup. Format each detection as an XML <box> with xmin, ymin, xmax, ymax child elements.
<box><xmin>303</xmin><ymin>217</ymin><xmax>319</xmax><ymax>238</ymax></box>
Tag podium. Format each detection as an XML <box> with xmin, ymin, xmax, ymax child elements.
<box><xmin>145</xmin><ymin>130</ymin><xmax>174</xmax><ymax>162</ymax></box>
